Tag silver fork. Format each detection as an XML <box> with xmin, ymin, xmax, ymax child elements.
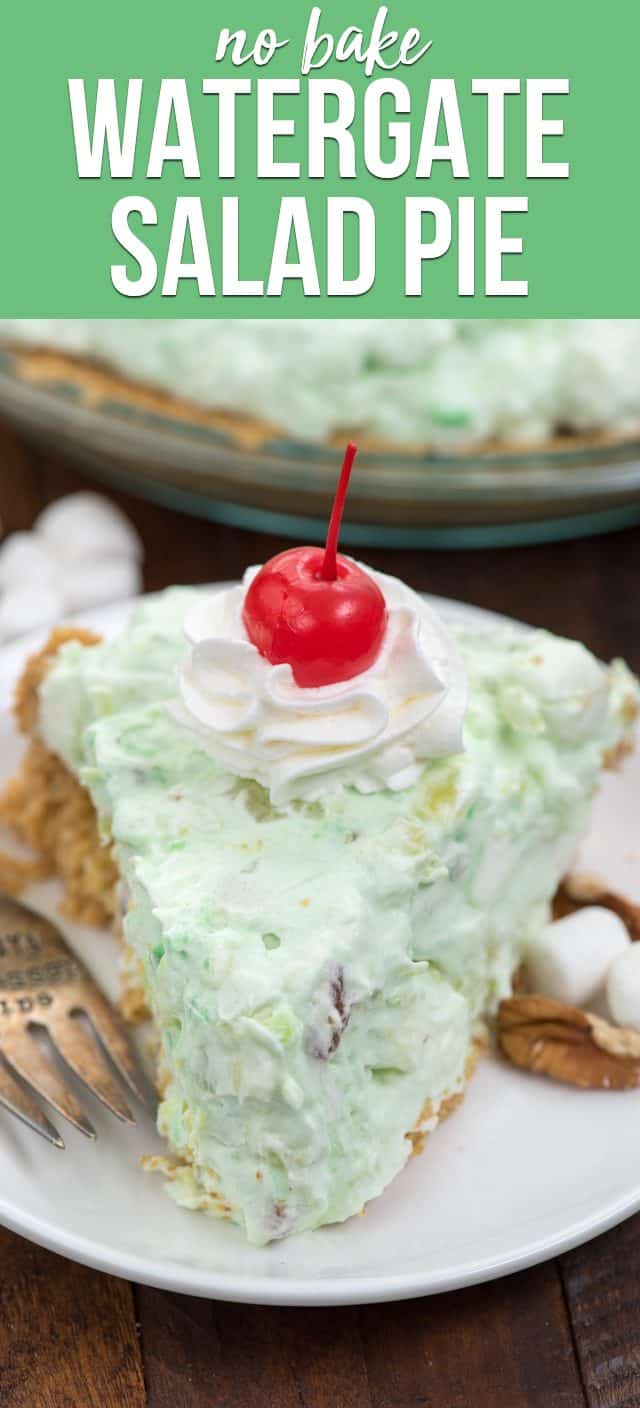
<box><xmin>0</xmin><ymin>894</ymin><xmax>151</xmax><ymax>1147</ymax></box>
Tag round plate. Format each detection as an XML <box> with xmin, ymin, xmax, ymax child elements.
<box><xmin>1</xmin><ymin>342</ymin><xmax>640</xmax><ymax>548</ymax></box>
<box><xmin>0</xmin><ymin>595</ymin><xmax>639</xmax><ymax>1305</ymax></box>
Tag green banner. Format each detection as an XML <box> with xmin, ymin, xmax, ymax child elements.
<box><xmin>1</xmin><ymin>0</ymin><xmax>638</xmax><ymax>316</ymax></box>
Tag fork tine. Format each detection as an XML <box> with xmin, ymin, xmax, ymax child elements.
<box><xmin>73</xmin><ymin>988</ymin><xmax>152</xmax><ymax>1108</ymax></box>
<box><xmin>48</xmin><ymin>1016</ymin><xmax>135</xmax><ymax>1125</ymax></box>
<box><xmin>0</xmin><ymin>1056</ymin><xmax>64</xmax><ymax>1148</ymax></box>
<box><xmin>0</xmin><ymin>1030</ymin><xmax>96</xmax><ymax>1139</ymax></box>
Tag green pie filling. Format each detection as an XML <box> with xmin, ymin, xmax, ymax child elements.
<box><xmin>38</xmin><ymin>589</ymin><xmax>637</xmax><ymax>1244</ymax></box>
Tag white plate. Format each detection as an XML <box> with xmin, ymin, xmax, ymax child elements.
<box><xmin>0</xmin><ymin>594</ymin><xmax>638</xmax><ymax>1307</ymax></box>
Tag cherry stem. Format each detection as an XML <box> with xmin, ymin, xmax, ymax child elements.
<box><xmin>320</xmin><ymin>442</ymin><xmax>358</xmax><ymax>581</ymax></box>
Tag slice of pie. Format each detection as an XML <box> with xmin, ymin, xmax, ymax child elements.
<box><xmin>1</xmin><ymin>569</ymin><xmax>637</xmax><ymax>1245</ymax></box>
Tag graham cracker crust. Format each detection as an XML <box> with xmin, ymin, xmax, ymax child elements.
<box><xmin>0</xmin><ymin>627</ymin><xmax>119</xmax><ymax>928</ymax></box>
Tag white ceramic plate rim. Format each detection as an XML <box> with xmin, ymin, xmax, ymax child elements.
<box><xmin>2</xmin><ymin>1182</ymin><xmax>640</xmax><ymax>1306</ymax></box>
<box><xmin>0</xmin><ymin>589</ymin><xmax>638</xmax><ymax>1306</ymax></box>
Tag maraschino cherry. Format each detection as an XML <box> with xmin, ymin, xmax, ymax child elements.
<box><xmin>242</xmin><ymin>443</ymin><xmax>387</xmax><ymax>688</ymax></box>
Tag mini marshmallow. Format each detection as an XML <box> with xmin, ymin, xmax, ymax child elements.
<box><xmin>0</xmin><ymin>584</ymin><xmax>66</xmax><ymax>639</ymax></box>
<box><xmin>35</xmin><ymin>493</ymin><xmax>142</xmax><ymax>563</ymax></box>
<box><xmin>525</xmin><ymin>906</ymin><xmax>630</xmax><ymax>1008</ymax></box>
<box><xmin>62</xmin><ymin>556</ymin><xmax>141</xmax><ymax>612</ymax></box>
<box><xmin>0</xmin><ymin>532</ymin><xmax>61</xmax><ymax>593</ymax></box>
<box><xmin>0</xmin><ymin>493</ymin><xmax>144</xmax><ymax>641</ymax></box>
<box><xmin>606</xmin><ymin>945</ymin><xmax>640</xmax><ymax>1029</ymax></box>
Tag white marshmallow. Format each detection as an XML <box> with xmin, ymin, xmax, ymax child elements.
<box><xmin>61</xmin><ymin>556</ymin><xmax>142</xmax><ymax>611</ymax></box>
<box><xmin>35</xmin><ymin>493</ymin><xmax>142</xmax><ymax>563</ymax></box>
<box><xmin>0</xmin><ymin>494</ymin><xmax>144</xmax><ymax>639</ymax></box>
<box><xmin>0</xmin><ymin>532</ymin><xmax>62</xmax><ymax>592</ymax></box>
<box><xmin>606</xmin><ymin>946</ymin><xmax>640</xmax><ymax>1029</ymax></box>
<box><xmin>525</xmin><ymin>906</ymin><xmax>630</xmax><ymax>1008</ymax></box>
<box><xmin>0</xmin><ymin>584</ymin><xmax>66</xmax><ymax>639</ymax></box>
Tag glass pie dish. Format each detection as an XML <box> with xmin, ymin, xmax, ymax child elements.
<box><xmin>1</xmin><ymin>340</ymin><xmax>639</xmax><ymax>548</ymax></box>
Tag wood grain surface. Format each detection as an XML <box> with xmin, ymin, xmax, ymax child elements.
<box><xmin>0</xmin><ymin>424</ymin><xmax>639</xmax><ymax>1408</ymax></box>
<box><xmin>0</xmin><ymin>1228</ymin><xmax>145</xmax><ymax>1408</ymax></box>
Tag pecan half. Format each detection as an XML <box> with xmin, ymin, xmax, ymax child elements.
<box><xmin>498</xmin><ymin>994</ymin><xmax>640</xmax><ymax>1091</ymax></box>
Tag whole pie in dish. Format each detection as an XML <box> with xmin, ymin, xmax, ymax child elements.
<box><xmin>1</xmin><ymin>557</ymin><xmax>637</xmax><ymax>1243</ymax></box>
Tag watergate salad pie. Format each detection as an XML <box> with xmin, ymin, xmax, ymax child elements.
<box><xmin>3</xmin><ymin>319</ymin><xmax>640</xmax><ymax>450</ymax></box>
<box><xmin>1</xmin><ymin>449</ymin><xmax>638</xmax><ymax>1246</ymax></box>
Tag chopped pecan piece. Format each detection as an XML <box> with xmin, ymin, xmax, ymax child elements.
<box><xmin>304</xmin><ymin>965</ymin><xmax>351</xmax><ymax>1060</ymax></box>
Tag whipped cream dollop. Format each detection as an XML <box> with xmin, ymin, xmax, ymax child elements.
<box><xmin>175</xmin><ymin>565</ymin><xmax>467</xmax><ymax>806</ymax></box>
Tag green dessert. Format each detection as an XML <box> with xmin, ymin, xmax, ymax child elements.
<box><xmin>33</xmin><ymin>569</ymin><xmax>636</xmax><ymax>1245</ymax></box>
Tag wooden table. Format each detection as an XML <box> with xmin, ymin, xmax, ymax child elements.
<box><xmin>1</xmin><ymin>423</ymin><xmax>639</xmax><ymax>1408</ymax></box>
